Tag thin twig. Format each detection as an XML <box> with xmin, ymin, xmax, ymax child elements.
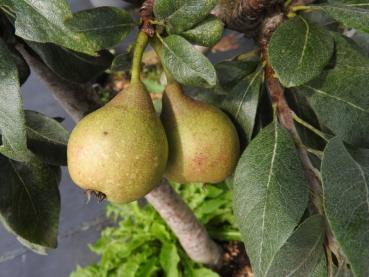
<box><xmin>259</xmin><ymin>7</ymin><xmax>323</xmax><ymax>212</ymax></box>
<box><xmin>258</xmin><ymin>3</ymin><xmax>347</xmax><ymax>267</ymax></box>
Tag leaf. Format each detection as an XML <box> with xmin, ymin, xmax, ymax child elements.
<box><xmin>195</xmin><ymin>198</ymin><xmax>228</xmax><ymax>221</ymax></box>
<box><xmin>311</xmin><ymin>252</ymin><xmax>328</xmax><ymax>277</ymax></box>
<box><xmin>329</xmin><ymin>0</ymin><xmax>369</xmax><ymax>5</ymax></box>
<box><xmin>66</xmin><ymin>7</ymin><xmax>133</xmax><ymax>50</ymax></box>
<box><xmin>269</xmin><ymin>16</ymin><xmax>334</xmax><ymax>87</ymax></box>
<box><xmin>27</xmin><ymin>41</ymin><xmax>113</xmax><ymax>84</ymax></box>
<box><xmin>154</xmin><ymin>0</ymin><xmax>218</xmax><ymax>34</ymax></box>
<box><xmin>300</xmin><ymin>33</ymin><xmax>369</xmax><ymax>147</ymax></box>
<box><xmin>25</xmin><ymin>111</ymin><xmax>69</xmax><ymax>166</ymax></box>
<box><xmin>319</xmin><ymin>3</ymin><xmax>369</xmax><ymax>34</ymax></box>
<box><xmin>266</xmin><ymin>215</ymin><xmax>325</xmax><ymax>277</ymax></box>
<box><xmin>215</xmin><ymin>60</ymin><xmax>259</xmax><ymax>90</ymax></box>
<box><xmin>160</xmin><ymin>35</ymin><xmax>217</xmax><ymax>88</ymax></box>
<box><xmin>159</xmin><ymin>243</ymin><xmax>180</xmax><ymax>277</ymax></box>
<box><xmin>9</xmin><ymin>0</ymin><xmax>99</xmax><ymax>55</ymax></box>
<box><xmin>321</xmin><ymin>138</ymin><xmax>369</xmax><ymax>277</ymax></box>
<box><xmin>0</xmin><ymin>155</ymin><xmax>60</xmax><ymax>251</ymax></box>
<box><xmin>9</xmin><ymin>47</ymin><xmax>30</xmax><ymax>85</ymax></box>
<box><xmin>191</xmin><ymin>268</ymin><xmax>219</xmax><ymax>277</ymax></box>
<box><xmin>136</xmin><ymin>257</ymin><xmax>158</xmax><ymax>277</ymax></box>
<box><xmin>0</xmin><ymin>39</ymin><xmax>31</xmax><ymax>161</ymax></box>
<box><xmin>349</xmin><ymin>148</ymin><xmax>369</xmax><ymax>182</ymax></box>
<box><xmin>332</xmin><ymin>32</ymin><xmax>369</xmax><ymax>69</ymax></box>
<box><xmin>233</xmin><ymin>121</ymin><xmax>309</xmax><ymax>276</ymax></box>
<box><xmin>116</xmin><ymin>254</ymin><xmax>141</xmax><ymax>277</ymax></box>
<box><xmin>181</xmin><ymin>15</ymin><xmax>224</xmax><ymax>47</ymax></box>
<box><xmin>153</xmin><ymin>0</ymin><xmax>177</xmax><ymax>19</ymax></box>
<box><xmin>303</xmin><ymin>69</ymin><xmax>369</xmax><ymax>148</ymax></box>
<box><xmin>221</xmin><ymin>68</ymin><xmax>263</xmax><ymax>143</ymax></box>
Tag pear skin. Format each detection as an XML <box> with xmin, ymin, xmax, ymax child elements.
<box><xmin>161</xmin><ymin>82</ymin><xmax>240</xmax><ymax>184</ymax></box>
<box><xmin>67</xmin><ymin>82</ymin><xmax>168</xmax><ymax>203</ymax></box>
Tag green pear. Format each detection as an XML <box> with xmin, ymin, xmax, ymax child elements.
<box><xmin>67</xmin><ymin>82</ymin><xmax>168</xmax><ymax>203</ymax></box>
<box><xmin>161</xmin><ymin>82</ymin><xmax>240</xmax><ymax>184</ymax></box>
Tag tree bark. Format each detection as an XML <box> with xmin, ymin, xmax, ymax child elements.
<box><xmin>18</xmin><ymin>46</ymin><xmax>223</xmax><ymax>267</ymax></box>
<box><xmin>146</xmin><ymin>179</ymin><xmax>222</xmax><ymax>266</ymax></box>
<box><xmin>16</xmin><ymin>46</ymin><xmax>99</xmax><ymax>122</ymax></box>
<box><xmin>215</xmin><ymin>0</ymin><xmax>284</xmax><ymax>36</ymax></box>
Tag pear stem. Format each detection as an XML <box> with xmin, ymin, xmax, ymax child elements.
<box><xmin>150</xmin><ymin>34</ymin><xmax>176</xmax><ymax>84</ymax></box>
<box><xmin>131</xmin><ymin>30</ymin><xmax>149</xmax><ymax>84</ymax></box>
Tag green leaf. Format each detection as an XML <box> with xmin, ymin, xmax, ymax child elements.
<box><xmin>167</xmin><ymin>0</ymin><xmax>218</xmax><ymax>34</ymax></box>
<box><xmin>215</xmin><ymin>60</ymin><xmax>259</xmax><ymax>90</ymax></box>
<box><xmin>303</xmin><ymin>69</ymin><xmax>369</xmax><ymax>148</ymax></box>
<box><xmin>70</xmin><ymin>265</ymin><xmax>100</xmax><ymax>277</ymax></box>
<box><xmin>159</xmin><ymin>243</ymin><xmax>180</xmax><ymax>277</ymax></box>
<box><xmin>9</xmin><ymin>0</ymin><xmax>100</xmax><ymax>55</ymax></box>
<box><xmin>66</xmin><ymin>7</ymin><xmax>133</xmax><ymax>50</ymax></box>
<box><xmin>269</xmin><ymin>16</ymin><xmax>334</xmax><ymax>87</ymax></box>
<box><xmin>10</xmin><ymin>48</ymin><xmax>30</xmax><ymax>85</ymax></box>
<box><xmin>319</xmin><ymin>3</ymin><xmax>369</xmax><ymax>34</ymax></box>
<box><xmin>116</xmin><ymin>254</ymin><xmax>141</xmax><ymax>277</ymax></box>
<box><xmin>0</xmin><ymin>156</ymin><xmax>60</xmax><ymax>251</ymax></box>
<box><xmin>181</xmin><ymin>15</ymin><xmax>224</xmax><ymax>47</ymax></box>
<box><xmin>349</xmin><ymin>147</ymin><xmax>369</xmax><ymax>182</ymax></box>
<box><xmin>25</xmin><ymin>111</ymin><xmax>69</xmax><ymax>166</ymax></box>
<box><xmin>27</xmin><ymin>41</ymin><xmax>113</xmax><ymax>83</ymax></box>
<box><xmin>233</xmin><ymin>121</ymin><xmax>309</xmax><ymax>276</ymax></box>
<box><xmin>136</xmin><ymin>257</ymin><xmax>158</xmax><ymax>277</ymax></box>
<box><xmin>0</xmin><ymin>39</ymin><xmax>31</xmax><ymax>161</ymax></box>
<box><xmin>160</xmin><ymin>35</ymin><xmax>217</xmax><ymax>88</ymax></box>
<box><xmin>321</xmin><ymin>138</ymin><xmax>369</xmax><ymax>277</ymax></box>
<box><xmin>191</xmin><ymin>268</ymin><xmax>219</xmax><ymax>277</ymax></box>
<box><xmin>329</xmin><ymin>0</ymin><xmax>369</xmax><ymax>6</ymax></box>
<box><xmin>332</xmin><ymin>32</ymin><xmax>369</xmax><ymax>69</ymax></box>
<box><xmin>154</xmin><ymin>0</ymin><xmax>218</xmax><ymax>34</ymax></box>
<box><xmin>153</xmin><ymin>0</ymin><xmax>177</xmax><ymax>19</ymax></box>
<box><xmin>221</xmin><ymin>68</ymin><xmax>263</xmax><ymax>142</ymax></box>
<box><xmin>300</xmin><ymin>34</ymin><xmax>369</xmax><ymax>147</ymax></box>
<box><xmin>311</xmin><ymin>252</ymin><xmax>328</xmax><ymax>277</ymax></box>
<box><xmin>266</xmin><ymin>215</ymin><xmax>325</xmax><ymax>277</ymax></box>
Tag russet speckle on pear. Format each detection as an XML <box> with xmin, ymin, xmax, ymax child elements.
<box><xmin>161</xmin><ymin>82</ymin><xmax>240</xmax><ymax>184</ymax></box>
<box><xmin>67</xmin><ymin>82</ymin><xmax>168</xmax><ymax>204</ymax></box>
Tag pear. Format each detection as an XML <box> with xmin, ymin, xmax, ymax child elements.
<box><xmin>161</xmin><ymin>82</ymin><xmax>240</xmax><ymax>184</ymax></box>
<box><xmin>67</xmin><ymin>82</ymin><xmax>168</xmax><ymax>203</ymax></box>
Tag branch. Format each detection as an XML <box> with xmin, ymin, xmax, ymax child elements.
<box><xmin>215</xmin><ymin>0</ymin><xmax>284</xmax><ymax>36</ymax></box>
<box><xmin>258</xmin><ymin>4</ymin><xmax>343</xmax><ymax>263</ymax></box>
<box><xmin>259</xmin><ymin>10</ymin><xmax>323</xmax><ymax>215</ymax></box>
<box><xmin>16</xmin><ymin>45</ymin><xmax>100</xmax><ymax>122</ymax></box>
<box><xmin>146</xmin><ymin>179</ymin><xmax>222</xmax><ymax>266</ymax></box>
<box><xmin>19</xmin><ymin>44</ymin><xmax>222</xmax><ymax>267</ymax></box>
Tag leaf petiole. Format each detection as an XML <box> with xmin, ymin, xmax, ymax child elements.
<box><xmin>149</xmin><ymin>19</ymin><xmax>166</xmax><ymax>27</ymax></box>
<box><xmin>292</xmin><ymin>112</ymin><xmax>330</xmax><ymax>142</ymax></box>
<box><xmin>291</xmin><ymin>5</ymin><xmax>315</xmax><ymax>13</ymax></box>
<box><xmin>305</xmin><ymin>147</ymin><xmax>324</xmax><ymax>160</ymax></box>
